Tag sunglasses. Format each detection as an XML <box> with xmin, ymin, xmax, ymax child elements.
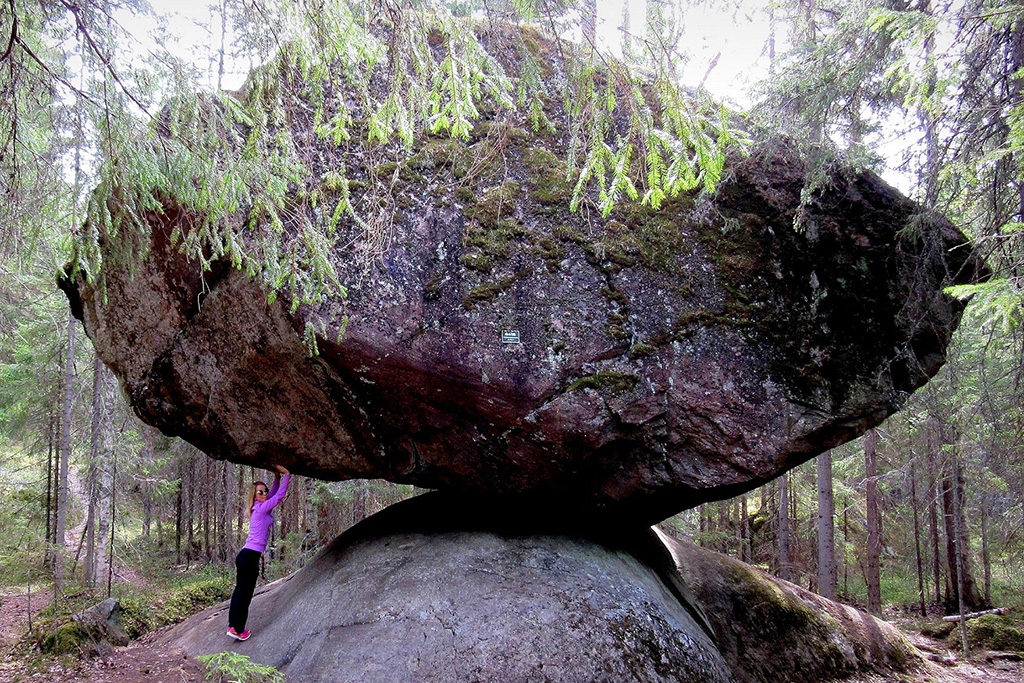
<box><xmin>255</xmin><ymin>488</ymin><xmax>268</xmax><ymax>495</ymax></box>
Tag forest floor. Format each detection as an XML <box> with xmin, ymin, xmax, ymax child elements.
<box><xmin>1</xmin><ymin>586</ymin><xmax>1022</xmax><ymax>681</ymax></box>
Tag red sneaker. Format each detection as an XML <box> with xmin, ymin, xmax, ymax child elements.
<box><xmin>226</xmin><ymin>627</ymin><xmax>251</xmax><ymax>641</ymax></box>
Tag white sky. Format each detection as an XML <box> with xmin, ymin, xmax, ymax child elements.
<box><xmin>128</xmin><ymin>1</ymin><xmax>771</xmax><ymax>102</ymax></box>
<box><xmin>117</xmin><ymin>2</ymin><xmax>914</xmax><ymax>193</ymax></box>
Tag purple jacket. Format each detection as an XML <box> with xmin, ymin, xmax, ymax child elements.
<box><xmin>243</xmin><ymin>473</ymin><xmax>290</xmax><ymax>553</ymax></box>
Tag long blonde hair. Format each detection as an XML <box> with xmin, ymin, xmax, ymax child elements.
<box><xmin>247</xmin><ymin>481</ymin><xmax>268</xmax><ymax>519</ymax></box>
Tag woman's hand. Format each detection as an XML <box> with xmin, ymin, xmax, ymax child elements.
<box><xmin>274</xmin><ymin>464</ymin><xmax>289</xmax><ymax>475</ymax></box>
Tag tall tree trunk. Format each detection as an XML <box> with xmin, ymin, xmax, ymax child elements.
<box><xmin>92</xmin><ymin>358</ymin><xmax>114</xmax><ymax>589</ymax></box>
<box><xmin>236</xmin><ymin>466</ymin><xmax>246</xmax><ymax>546</ymax></box>
<box><xmin>796</xmin><ymin>0</ymin><xmax>823</xmax><ymax>142</ymax></box>
<box><xmin>910</xmin><ymin>460</ymin><xmax>927</xmax><ymax>617</ymax></box>
<box><xmin>718</xmin><ymin>501</ymin><xmax>729</xmax><ymax>553</ymax></box>
<box><xmin>45</xmin><ymin>409</ymin><xmax>55</xmax><ymax>565</ymax></box>
<box><xmin>740</xmin><ymin>495</ymin><xmax>749</xmax><ymax>562</ymax></box>
<box><xmin>778</xmin><ymin>473</ymin><xmax>791</xmax><ymax>581</ymax></box>
<box><xmin>141</xmin><ymin>428</ymin><xmax>154</xmax><ymax>538</ymax></box>
<box><xmin>918</xmin><ymin>0</ymin><xmax>940</xmax><ymax>208</ymax></box>
<box><xmin>842</xmin><ymin>493</ymin><xmax>849</xmax><ymax>597</ymax></box>
<box><xmin>216</xmin><ymin>0</ymin><xmax>228</xmax><ymax>90</ymax></box>
<box><xmin>175</xmin><ymin>459</ymin><xmax>184</xmax><ymax>565</ymax></box>
<box><xmin>733</xmin><ymin>498</ymin><xmax>742</xmax><ymax>558</ymax></box>
<box><xmin>85</xmin><ymin>353</ymin><xmax>104</xmax><ymax>585</ymax></box>
<box><xmin>54</xmin><ymin>308</ymin><xmax>76</xmax><ymax>591</ymax></box>
<box><xmin>186</xmin><ymin>455</ymin><xmax>196</xmax><ymax>567</ymax></box>
<box><xmin>219</xmin><ymin>461</ymin><xmax>230</xmax><ymax>562</ymax></box>
<box><xmin>816</xmin><ymin>450</ymin><xmax>836</xmax><ymax>600</ymax></box>
<box><xmin>980</xmin><ymin>497</ymin><xmax>991</xmax><ymax>606</ymax></box>
<box><xmin>106</xmin><ymin>440</ymin><xmax>118</xmax><ymax>597</ymax></box>
<box><xmin>619</xmin><ymin>2</ymin><xmax>633</xmax><ymax>60</ymax></box>
<box><xmin>202</xmin><ymin>457</ymin><xmax>211</xmax><ymax>560</ymax></box>
<box><xmin>864</xmin><ymin>429</ymin><xmax>882</xmax><ymax>615</ymax></box>
<box><xmin>941</xmin><ymin>453</ymin><xmax>984</xmax><ymax>612</ymax></box>
<box><xmin>927</xmin><ymin>417</ymin><xmax>943</xmax><ymax>605</ymax></box>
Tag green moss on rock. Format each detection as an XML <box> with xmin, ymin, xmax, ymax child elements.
<box><xmin>41</xmin><ymin>622</ymin><xmax>92</xmax><ymax>655</ymax></box>
<box><xmin>460</xmin><ymin>252</ymin><xmax>493</xmax><ymax>273</ymax></box>
<box><xmin>462</xmin><ymin>269</ymin><xmax>531</xmax><ymax>310</ymax></box>
<box><xmin>524</xmin><ymin>146</ymin><xmax>571</xmax><ymax>208</ymax></box>
<box><xmin>955</xmin><ymin>615</ymin><xmax>1024</xmax><ymax>653</ymax></box>
<box><xmin>629</xmin><ymin>343</ymin><xmax>657</xmax><ymax>360</ymax></box>
<box><xmin>467</xmin><ymin>181</ymin><xmax>521</xmax><ymax>228</ymax></box>
<box><xmin>567</xmin><ymin>371</ymin><xmax>638</xmax><ymax>394</ymax></box>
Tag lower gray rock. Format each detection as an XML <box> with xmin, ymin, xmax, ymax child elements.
<box><xmin>163</xmin><ymin>494</ymin><xmax>732</xmax><ymax>682</ymax></box>
<box><xmin>660</xmin><ymin>532</ymin><xmax>924</xmax><ymax>682</ymax></box>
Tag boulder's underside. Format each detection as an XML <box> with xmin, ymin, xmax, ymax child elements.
<box><xmin>161</xmin><ymin>494</ymin><xmax>922</xmax><ymax>682</ymax></box>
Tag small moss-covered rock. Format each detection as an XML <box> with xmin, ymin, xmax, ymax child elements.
<box><xmin>41</xmin><ymin>621</ymin><xmax>93</xmax><ymax>655</ymax></box>
<box><xmin>664</xmin><ymin>534</ymin><xmax>922</xmax><ymax>683</ymax></box>
<box><xmin>954</xmin><ymin>615</ymin><xmax>1024</xmax><ymax>653</ymax></box>
<box><xmin>918</xmin><ymin>619</ymin><xmax>956</xmax><ymax>639</ymax></box>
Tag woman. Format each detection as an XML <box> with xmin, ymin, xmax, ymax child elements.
<box><xmin>227</xmin><ymin>464</ymin><xmax>290</xmax><ymax>641</ymax></box>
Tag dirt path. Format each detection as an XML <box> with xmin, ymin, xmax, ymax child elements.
<box><xmin>0</xmin><ymin>589</ymin><xmax>51</xmax><ymax>651</ymax></box>
<box><xmin>0</xmin><ymin>588</ymin><xmax>205</xmax><ymax>682</ymax></box>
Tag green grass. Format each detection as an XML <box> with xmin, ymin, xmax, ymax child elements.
<box><xmin>117</xmin><ymin>567</ymin><xmax>233</xmax><ymax>638</ymax></box>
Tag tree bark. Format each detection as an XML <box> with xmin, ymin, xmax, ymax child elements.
<box><xmin>141</xmin><ymin>428</ymin><xmax>154</xmax><ymax>538</ymax></box>
<box><xmin>816</xmin><ymin>450</ymin><xmax>836</xmax><ymax>600</ymax></box>
<box><xmin>778</xmin><ymin>473</ymin><xmax>791</xmax><ymax>581</ymax></box>
<box><xmin>92</xmin><ymin>357</ymin><xmax>114</xmax><ymax>589</ymax></box>
<box><xmin>54</xmin><ymin>308</ymin><xmax>76</xmax><ymax>590</ymax></box>
<box><xmin>842</xmin><ymin>494</ymin><xmax>849</xmax><ymax>597</ymax></box>
<box><xmin>980</xmin><ymin>498</ymin><xmax>991</xmax><ymax>606</ymax></box>
<box><xmin>85</xmin><ymin>353</ymin><xmax>103</xmax><ymax>585</ymax></box>
<box><xmin>740</xmin><ymin>495</ymin><xmax>750</xmax><ymax>562</ymax></box>
<box><xmin>45</xmin><ymin>409</ymin><xmax>55</xmax><ymax>565</ymax></box>
<box><xmin>941</xmin><ymin>453</ymin><xmax>984</xmax><ymax>612</ymax></box>
<box><xmin>927</xmin><ymin>417</ymin><xmax>943</xmax><ymax>605</ymax></box>
<box><xmin>864</xmin><ymin>429</ymin><xmax>882</xmax><ymax>615</ymax></box>
<box><xmin>910</xmin><ymin>461</ymin><xmax>927</xmax><ymax>617</ymax></box>
<box><xmin>175</xmin><ymin>458</ymin><xmax>184</xmax><ymax>565</ymax></box>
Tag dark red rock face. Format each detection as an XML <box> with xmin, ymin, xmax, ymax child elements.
<box><xmin>63</xmin><ymin>134</ymin><xmax>984</xmax><ymax>526</ymax></box>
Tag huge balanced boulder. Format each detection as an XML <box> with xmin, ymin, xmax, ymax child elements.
<box><xmin>161</xmin><ymin>493</ymin><xmax>922</xmax><ymax>682</ymax></box>
<box><xmin>61</xmin><ymin>30</ymin><xmax>984</xmax><ymax>525</ymax></box>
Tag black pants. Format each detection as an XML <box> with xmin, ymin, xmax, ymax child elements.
<box><xmin>229</xmin><ymin>548</ymin><xmax>261</xmax><ymax>631</ymax></box>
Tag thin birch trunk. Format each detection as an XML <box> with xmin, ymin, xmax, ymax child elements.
<box><xmin>816</xmin><ymin>451</ymin><xmax>836</xmax><ymax>600</ymax></box>
<box><xmin>778</xmin><ymin>473</ymin><xmax>790</xmax><ymax>581</ymax></box>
